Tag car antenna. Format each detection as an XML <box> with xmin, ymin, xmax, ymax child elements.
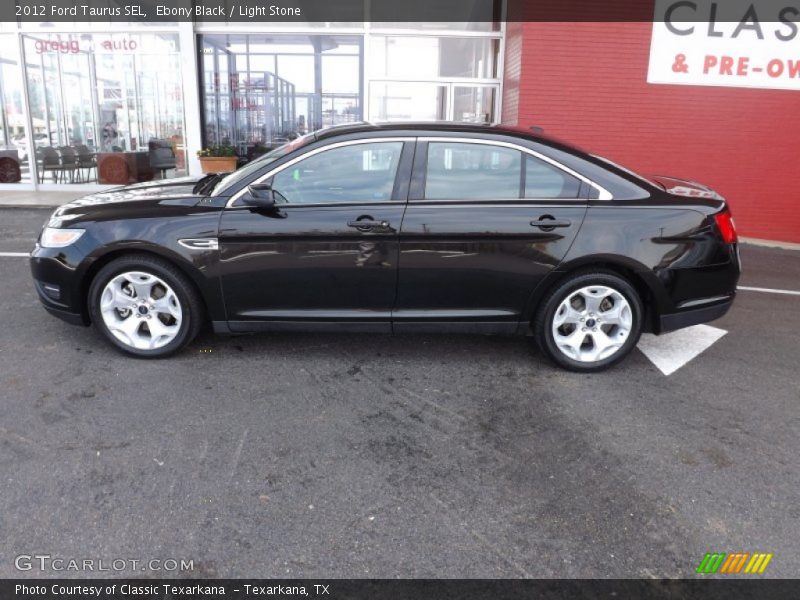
<box><xmin>530</xmin><ymin>125</ymin><xmax>545</xmax><ymax>134</ymax></box>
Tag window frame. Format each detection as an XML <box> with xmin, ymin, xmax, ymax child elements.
<box><xmin>410</xmin><ymin>137</ymin><xmax>612</xmax><ymax>202</ymax></box>
<box><xmin>225</xmin><ymin>136</ymin><xmax>415</xmax><ymax>208</ymax></box>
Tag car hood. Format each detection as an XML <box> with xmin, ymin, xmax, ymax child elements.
<box><xmin>53</xmin><ymin>176</ymin><xmax>207</xmax><ymax>218</ymax></box>
<box><xmin>648</xmin><ymin>175</ymin><xmax>724</xmax><ymax>200</ymax></box>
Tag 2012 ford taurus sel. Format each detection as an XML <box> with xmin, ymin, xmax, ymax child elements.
<box><xmin>30</xmin><ymin>123</ymin><xmax>740</xmax><ymax>371</ymax></box>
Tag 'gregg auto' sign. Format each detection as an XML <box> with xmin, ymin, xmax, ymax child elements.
<box><xmin>648</xmin><ymin>0</ymin><xmax>800</xmax><ymax>90</ymax></box>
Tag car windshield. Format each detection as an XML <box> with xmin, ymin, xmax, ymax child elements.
<box><xmin>210</xmin><ymin>133</ymin><xmax>315</xmax><ymax>196</ymax></box>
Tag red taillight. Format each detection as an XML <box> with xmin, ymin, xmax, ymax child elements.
<box><xmin>714</xmin><ymin>210</ymin><xmax>738</xmax><ymax>244</ymax></box>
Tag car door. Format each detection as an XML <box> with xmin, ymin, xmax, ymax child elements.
<box><xmin>394</xmin><ymin>138</ymin><xmax>589</xmax><ymax>333</ymax></box>
<box><xmin>218</xmin><ymin>138</ymin><xmax>413</xmax><ymax>331</ymax></box>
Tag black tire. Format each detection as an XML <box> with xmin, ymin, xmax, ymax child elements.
<box><xmin>88</xmin><ymin>254</ymin><xmax>204</xmax><ymax>358</ymax></box>
<box><xmin>533</xmin><ymin>270</ymin><xmax>643</xmax><ymax>372</ymax></box>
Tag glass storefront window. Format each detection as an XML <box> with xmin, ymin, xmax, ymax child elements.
<box><xmin>0</xmin><ymin>35</ymin><xmax>29</xmax><ymax>183</ymax></box>
<box><xmin>369</xmin><ymin>82</ymin><xmax>448</xmax><ymax>121</ymax></box>
<box><xmin>369</xmin><ymin>82</ymin><xmax>496</xmax><ymax>124</ymax></box>
<box><xmin>322</xmin><ymin>55</ymin><xmax>359</xmax><ymax>94</ymax></box>
<box><xmin>3</xmin><ymin>19</ymin><xmax>503</xmax><ymax>189</ymax></box>
<box><xmin>322</xmin><ymin>94</ymin><xmax>361</xmax><ymax>128</ymax></box>
<box><xmin>277</xmin><ymin>55</ymin><xmax>314</xmax><ymax>93</ymax></box>
<box><xmin>200</xmin><ymin>33</ymin><xmax>362</xmax><ymax>161</ymax></box>
<box><xmin>452</xmin><ymin>86</ymin><xmax>496</xmax><ymax>123</ymax></box>
<box><xmin>370</xmin><ymin>36</ymin><xmax>498</xmax><ymax>79</ymax></box>
<box><xmin>368</xmin><ymin>28</ymin><xmax>500</xmax><ymax>125</ymax></box>
<box><xmin>21</xmin><ymin>32</ymin><xmax>185</xmax><ymax>185</ymax></box>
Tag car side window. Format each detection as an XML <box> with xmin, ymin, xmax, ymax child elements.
<box><xmin>271</xmin><ymin>142</ymin><xmax>404</xmax><ymax>204</ymax></box>
<box><xmin>425</xmin><ymin>142</ymin><xmax>522</xmax><ymax>200</ymax></box>
<box><xmin>524</xmin><ymin>155</ymin><xmax>582</xmax><ymax>199</ymax></box>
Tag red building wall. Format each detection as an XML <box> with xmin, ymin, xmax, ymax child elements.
<box><xmin>501</xmin><ymin>22</ymin><xmax>800</xmax><ymax>244</ymax></box>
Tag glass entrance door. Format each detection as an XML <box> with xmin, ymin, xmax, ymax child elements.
<box><xmin>23</xmin><ymin>38</ymin><xmax>95</xmax><ymax>183</ymax></box>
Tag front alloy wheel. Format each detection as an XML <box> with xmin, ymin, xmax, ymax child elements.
<box><xmin>535</xmin><ymin>271</ymin><xmax>643</xmax><ymax>372</ymax></box>
<box><xmin>89</xmin><ymin>254</ymin><xmax>202</xmax><ymax>357</ymax></box>
<box><xmin>99</xmin><ymin>271</ymin><xmax>182</xmax><ymax>350</ymax></box>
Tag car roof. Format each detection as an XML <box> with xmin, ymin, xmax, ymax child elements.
<box><xmin>313</xmin><ymin>121</ymin><xmax>586</xmax><ymax>153</ymax></box>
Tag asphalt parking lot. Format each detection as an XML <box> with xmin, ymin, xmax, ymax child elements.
<box><xmin>0</xmin><ymin>207</ymin><xmax>798</xmax><ymax>578</ymax></box>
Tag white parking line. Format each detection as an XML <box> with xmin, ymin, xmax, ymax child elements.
<box><xmin>0</xmin><ymin>252</ymin><xmax>29</xmax><ymax>257</ymax></box>
<box><xmin>737</xmin><ymin>285</ymin><xmax>800</xmax><ymax>296</ymax></box>
<box><xmin>638</xmin><ymin>324</ymin><xmax>727</xmax><ymax>376</ymax></box>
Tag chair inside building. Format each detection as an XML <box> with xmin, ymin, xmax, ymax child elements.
<box><xmin>148</xmin><ymin>139</ymin><xmax>177</xmax><ymax>179</ymax></box>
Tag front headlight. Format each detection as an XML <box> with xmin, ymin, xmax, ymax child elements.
<box><xmin>40</xmin><ymin>227</ymin><xmax>85</xmax><ymax>248</ymax></box>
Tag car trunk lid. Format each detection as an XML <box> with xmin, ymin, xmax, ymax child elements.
<box><xmin>648</xmin><ymin>175</ymin><xmax>724</xmax><ymax>200</ymax></box>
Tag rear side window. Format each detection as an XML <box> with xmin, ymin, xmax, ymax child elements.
<box><xmin>423</xmin><ymin>141</ymin><xmax>584</xmax><ymax>200</ymax></box>
<box><xmin>524</xmin><ymin>155</ymin><xmax>582</xmax><ymax>199</ymax></box>
<box><xmin>425</xmin><ymin>142</ymin><xmax>521</xmax><ymax>200</ymax></box>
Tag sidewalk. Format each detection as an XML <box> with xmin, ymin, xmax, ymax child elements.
<box><xmin>0</xmin><ymin>190</ymin><xmax>87</xmax><ymax>207</ymax></box>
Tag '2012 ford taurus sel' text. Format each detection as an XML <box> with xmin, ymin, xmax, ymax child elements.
<box><xmin>30</xmin><ymin>123</ymin><xmax>740</xmax><ymax>371</ymax></box>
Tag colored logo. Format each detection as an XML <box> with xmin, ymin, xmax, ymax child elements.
<box><xmin>696</xmin><ymin>552</ymin><xmax>773</xmax><ymax>574</ymax></box>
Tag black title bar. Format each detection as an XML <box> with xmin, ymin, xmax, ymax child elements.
<box><xmin>4</xmin><ymin>0</ymin><xmax>799</xmax><ymax>23</ymax></box>
<box><xmin>3</xmin><ymin>579</ymin><xmax>800</xmax><ymax>600</ymax></box>
<box><xmin>6</xmin><ymin>0</ymin><xmax>502</xmax><ymax>23</ymax></box>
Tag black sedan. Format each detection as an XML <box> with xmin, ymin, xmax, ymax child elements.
<box><xmin>30</xmin><ymin>123</ymin><xmax>740</xmax><ymax>371</ymax></box>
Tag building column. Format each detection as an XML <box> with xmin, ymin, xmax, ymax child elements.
<box><xmin>178</xmin><ymin>22</ymin><xmax>202</xmax><ymax>177</ymax></box>
<box><xmin>500</xmin><ymin>21</ymin><xmax>523</xmax><ymax>126</ymax></box>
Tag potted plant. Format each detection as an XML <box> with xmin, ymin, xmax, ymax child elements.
<box><xmin>197</xmin><ymin>144</ymin><xmax>238</xmax><ymax>174</ymax></box>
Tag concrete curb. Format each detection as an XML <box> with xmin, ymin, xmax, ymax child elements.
<box><xmin>0</xmin><ymin>191</ymin><xmax>86</xmax><ymax>208</ymax></box>
<box><xmin>0</xmin><ymin>204</ymin><xmax>59</xmax><ymax>209</ymax></box>
<box><xmin>740</xmin><ymin>237</ymin><xmax>800</xmax><ymax>252</ymax></box>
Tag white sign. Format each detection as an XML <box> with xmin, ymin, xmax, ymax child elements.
<box><xmin>648</xmin><ymin>0</ymin><xmax>800</xmax><ymax>90</ymax></box>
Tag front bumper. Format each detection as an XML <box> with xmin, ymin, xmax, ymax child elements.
<box><xmin>30</xmin><ymin>246</ymin><xmax>90</xmax><ymax>326</ymax></box>
<box><xmin>658</xmin><ymin>296</ymin><xmax>734</xmax><ymax>333</ymax></box>
<box><xmin>37</xmin><ymin>296</ymin><xmax>87</xmax><ymax>326</ymax></box>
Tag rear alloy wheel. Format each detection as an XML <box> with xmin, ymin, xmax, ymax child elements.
<box><xmin>89</xmin><ymin>255</ymin><xmax>202</xmax><ymax>357</ymax></box>
<box><xmin>535</xmin><ymin>272</ymin><xmax>643</xmax><ymax>372</ymax></box>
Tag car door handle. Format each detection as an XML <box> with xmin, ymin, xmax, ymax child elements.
<box><xmin>530</xmin><ymin>218</ymin><xmax>572</xmax><ymax>229</ymax></box>
<box><xmin>347</xmin><ymin>220</ymin><xmax>390</xmax><ymax>231</ymax></box>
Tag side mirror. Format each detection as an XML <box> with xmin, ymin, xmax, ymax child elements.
<box><xmin>243</xmin><ymin>183</ymin><xmax>276</xmax><ymax>208</ymax></box>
